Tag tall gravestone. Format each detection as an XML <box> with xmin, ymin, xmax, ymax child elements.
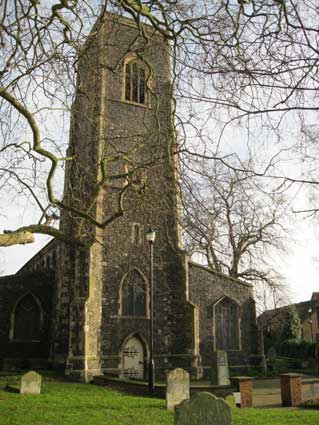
<box><xmin>175</xmin><ymin>392</ymin><xmax>232</xmax><ymax>425</ymax></box>
<box><xmin>20</xmin><ymin>371</ymin><xmax>42</xmax><ymax>394</ymax></box>
<box><xmin>267</xmin><ymin>346</ymin><xmax>277</xmax><ymax>362</ymax></box>
<box><xmin>166</xmin><ymin>368</ymin><xmax>190</xmax><ymax>410</ymax></box>
<box><xmin>212</xmin><ymin>351</ymin><xmax>230</xmax><ymax>386</ymax></box>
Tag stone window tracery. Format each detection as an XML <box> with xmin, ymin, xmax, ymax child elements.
<box><xmin>214</xmin><ymin>297</ymin><xmax>240</xmax><ymax>350</ymax></box>
<box><xmin>12</xmin><ymin>294</ymin><xmax>42</xmax><ymax>341</ymax></box>
<box><xmin>121</xmin><ymin>270</ymin><xmax>147</xmax><ymax>317</ymax></box>
<box><xmin>124</xmin><ymin>60</ymin><xmax>146</xmax><ymax>105</ymax></box>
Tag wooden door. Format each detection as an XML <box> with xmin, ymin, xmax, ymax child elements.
<box><xmin>123</xmin><ymin>336</ymin><xmax>144</xmax><ymax>379</ymax></box>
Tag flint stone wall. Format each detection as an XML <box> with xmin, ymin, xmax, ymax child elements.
<box><xmin>0</xmin><ymin>272</ymin><xmax>53</xmax><ymax>361</ymax></box>
<box><xmin>188</xmin><ymin>262</ymin><xmax>260</xmax><ymax>370</ymax></box>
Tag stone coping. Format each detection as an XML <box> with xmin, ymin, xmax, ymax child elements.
<box><xmin>97</xmin><ymin>376</ymin><xmax>233</xmax><ymax>389</ymax></box>
<box><xmin>253</xmin><ymin>375</ymin><xmax>319</xmax><ymax>382</ymax></box>
<box><xmin>231</xmin><ymin>376</ymin><xmax>253</xmax><ymax>381</ymax></box>
<box><xmin>280</xmin><ymin>373</ymin><xmax>301</xmax><ymax>377</ymax></box>
<box><xmin>302</xmin><ymin>377</ymin><xmax>319</xmax><ymax>384</ymax></box>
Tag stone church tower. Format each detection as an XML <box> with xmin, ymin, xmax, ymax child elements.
<box><xmin>51</xmin><ymin>13</ymin><xmax>201</xmax><ymax>381</ymax></box>
<box><xmin>0</xmin><ymin>12</ymin><xmax>263</xmax><ymax>380</ymax></box>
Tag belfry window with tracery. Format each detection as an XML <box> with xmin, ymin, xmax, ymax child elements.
<box><xmin>124</xmin><ymin>61</ymin><xmax>146</xmax><ymax>105</ymax></box>
<box><xmin>121</xmin><ymin>270</ymin><xmax>147</xmax><ymax>316</ymax></box>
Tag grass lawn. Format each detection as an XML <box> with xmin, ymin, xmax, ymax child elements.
<box><xmin>0</xmin><ymin>373</ymin><xmax>318</xmax><ymax>425</ymax></box>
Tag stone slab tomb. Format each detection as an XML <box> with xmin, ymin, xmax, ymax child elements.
<box><xmin>212</xmin><ymin>351</ymin><xmax>230</xmax><ymax>386</ymax></box>
<box><xmin>166</xmin><ymin>368</ymin><xmax>190</xmax><ymax>410</ymax></box>
<box><xmin>175</xmin><ymin>392</ymin><xmax>232</xmax><ymax>425</ymax></box>
<box><xmin>20</xmin><ymin>371</ymin><xmax>42</xmax><ymax>394</ymax></box>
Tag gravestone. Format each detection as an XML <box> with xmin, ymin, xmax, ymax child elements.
<box><xmin>20</xmin><ymin>371</ymin><xmax>42</xmax><ymax>394</ymax></box>
<box><xmin>212</xmin><ymin>351</ymin><xmax>230</xmax><ymax>386</ymax></box>
<box><xmin>166</xmin><ymin>368</ymin><xmax>190</xmax><ymax>410</ymax></box>
<box><xmin>267</xmin><ymin>347</ymin><xmax>277</xmax><ymax>362</ymax></box>
<box><xmin>233</xmin><ymin>392</ymin><xmax>241</xmax><ymax>407</ymax></box>
<box><xmin>175</xmin><ymin>392</ymin><xmax>232</xmax><ymax>425</ymax></box>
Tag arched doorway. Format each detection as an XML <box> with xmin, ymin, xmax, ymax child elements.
<box><xmin>122</xmin><ymin>336</ymin><xmax>145</xmax><ymax>379</ymax></box>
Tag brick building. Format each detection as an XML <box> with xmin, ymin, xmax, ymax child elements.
<box><xmin>0</xmin><ymin>13</ymin><xmax>264</xmax><ymax>381</ymax></box>
<box><xmin>258</xmin><ymin>292</ymin><xmax>319</xmax><ymax>345</ymax></box>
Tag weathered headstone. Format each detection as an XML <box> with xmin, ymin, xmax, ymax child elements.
<box><xmin>166</xmin><ymin>368</ymin><xmax>190</xmax><ymax>410</ymax></box>
<box><xmin>175</xmin><ymin>392</ymin><xmax>232</xmax><ymax>425</ymax></box>
<box><xmin>212</xmin><ymin>351</ymin><xmax>230</xmax><ymax>386</ymax></box>
<box><xmin>233</xmin><ymin>392</ymin><xmax>241</xmax><ymax>407</ymax></box>
<box><xmin>20</xmin><ymin>371</ymin><xmax>42</xmax><ymax>394</ymax></box>
<box><xmin>267</xmin><ymin>346</ymin><xmax>277</xmax><ymax>362</ymax></box>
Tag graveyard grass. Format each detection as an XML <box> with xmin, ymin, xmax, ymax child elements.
<box><xmin>0</xmin><ymin>374</ymin><xmax>318</xmax><ymax>425</ymax></box>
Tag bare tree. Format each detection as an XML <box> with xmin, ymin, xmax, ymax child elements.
<box><xmin>0</xmin><ymin>1</ymin><xmax>155</xmax><ymax>246</ymax></box>
<box><xmin>183</xmin><ymin>159</ymin><xmax>288</xmax><ymax>292</ymax></box>
<box><xmin>1</xmin><ymin>0</ymin><xmax>319</xmax><ymax>248</ymax></box>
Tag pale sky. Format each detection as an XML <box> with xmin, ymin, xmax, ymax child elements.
<box><xmin>276</xmin><ymin>221</ymin><xmax>319</xmax><ymax>303</ymax></box>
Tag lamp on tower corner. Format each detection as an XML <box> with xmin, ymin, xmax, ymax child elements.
<box><xmin>146</xmin><ymin>227</ymin><xmax>156</xmax><ymax>244</ymax></box>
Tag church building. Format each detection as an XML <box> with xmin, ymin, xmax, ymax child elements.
<box><xmin>0</xmin><ymin>13</ymin><xmax>264</xmax><ymax>381</ymax></box>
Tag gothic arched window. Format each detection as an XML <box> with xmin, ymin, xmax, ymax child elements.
<box><xmin>124</xmin><ymin>61</ymin><xmax>146</xmax><ymax>105</ymax></box>
<box><xmin>121</xmin><ymin>270</ymin><xmax>147</xmax><ymax>317</ymax></box>
<box><xmin>12</xmin><ymin>294</ymin><xmax>42</xmax><ymax>341</ymax></box>
<box><xmin>214</xmin><ymin>297</ymin><xmax>239</xmax><ymax>350</ymax></box>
